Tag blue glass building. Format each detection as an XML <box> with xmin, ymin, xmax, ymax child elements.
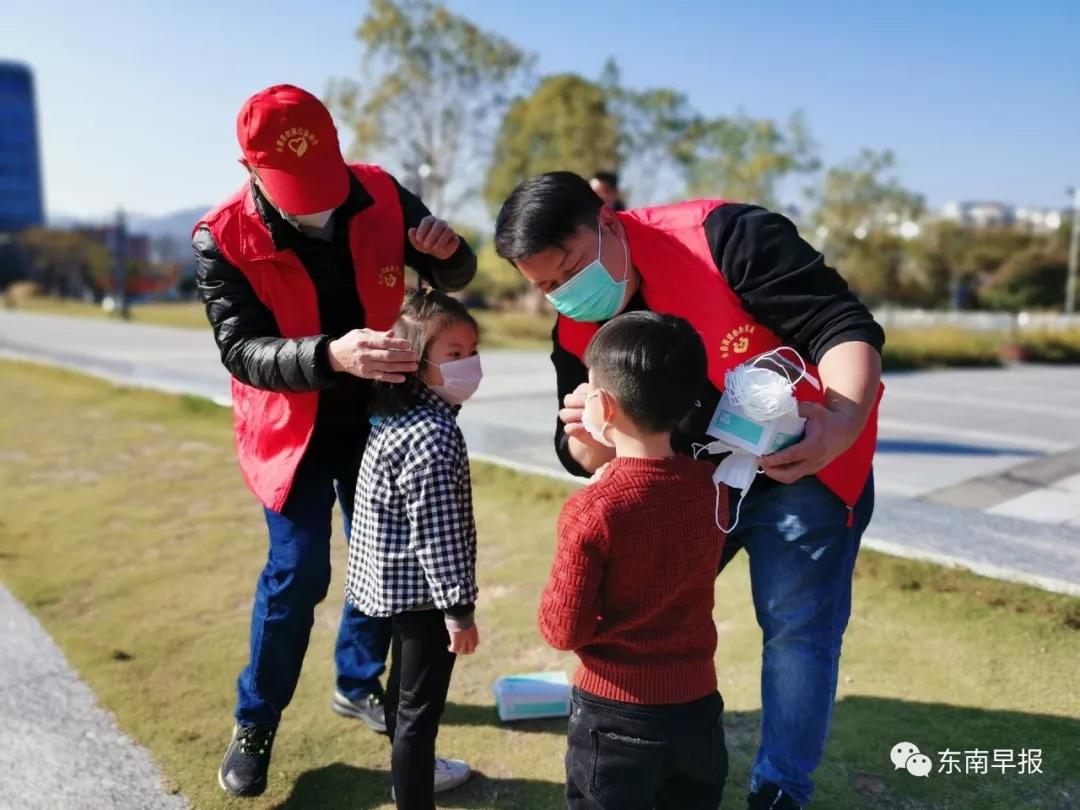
<box><xmin>0</xmin><ymin>61</ymin><xmax>44</xmax><ymax>231</ymax></box>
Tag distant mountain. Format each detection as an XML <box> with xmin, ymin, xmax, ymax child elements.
<box><xmin>47</xmin><ymin>206</ymin><xmax>208</xmax><ymax>244</ymax></box>
<box><xmin>128</xmin><ymin>207</ymin><xmax>209</xmax><ymax>245</ymax></box>
<box><xmin>46</xmin><ymin>213</ymin><xmax>87</xmax><ymax>228</ymax></box>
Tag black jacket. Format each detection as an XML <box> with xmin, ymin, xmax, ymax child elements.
<box><xmin>193</xmin><ymin>174</ymin><xmax>476</xmax><ymax>448</ymax></box>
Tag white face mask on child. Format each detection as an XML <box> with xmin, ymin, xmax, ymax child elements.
<box><xmin>426</xmin><ymin>355</ymin><xmax>483</xmax><ymax>405</ymax></box>
<box><xmin>581</xmin><ymin>389</ymin><xmax>616</xmax><ymax>448</ymax></box>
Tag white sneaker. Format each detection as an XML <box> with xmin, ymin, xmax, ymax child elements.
<box><xmin>434</xmin><ymin>757</ymin><xmax>471</xmax><ymax>792</ymax></box>
<box><xmin>390</xmin><ymin>756</ymin><xmax>472</xmax><ymax>800</ymax></box>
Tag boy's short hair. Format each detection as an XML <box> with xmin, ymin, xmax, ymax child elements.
<box><xmin>584</xmin><ymin>311</ymin><xmax>707</xmax><ymax>433</ymax></box>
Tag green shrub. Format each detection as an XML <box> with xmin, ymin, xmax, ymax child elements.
<box><xmin>1015</xmin><ymin>330</ymin><xmax>1080</xmax><ymax>364</ymax></box>
<box><xmin>979</xmin><ymin>248</ymin><xmax>1069</xmax><ymax>311</ymax></box>
<box><xmin>474</xmin><ymin>309</ymin><xmax>552</xmax><ymax>349</ymax></box>
<box><xmin>883</xmin><ymin>328</ymin><xmax>1005</xmax><ymax>371</ymax></box>
<box><xmin>470</xmin><ymin>241</ymin><xmax>530</xmax><ymax>303</ymax></box>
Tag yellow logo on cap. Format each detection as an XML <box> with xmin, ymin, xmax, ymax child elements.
<box><xmin>276</xmin><ymin>127</ymin><xmax>320</xmax><ymax>158</ymax></box>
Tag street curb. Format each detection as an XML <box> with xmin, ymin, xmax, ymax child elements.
<box><xmin>861</xmin><ymin>537</ymin><xmax>1080</xmax><ymax>598</ymax></box>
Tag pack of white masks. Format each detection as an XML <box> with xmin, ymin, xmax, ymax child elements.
<box><xmin>492</xmin><ymin>671</ymin><xmax>571</xmax><ymax>722</ymax></box>
<box><xmin>694</xmin><ymin>348</ymin><xmax>820</xmax><ymax>533</ymax></box>
<box><xmin>704</xmin><ymin>347</ymin><xmax>818</xmax><ymax>457</ymax></box>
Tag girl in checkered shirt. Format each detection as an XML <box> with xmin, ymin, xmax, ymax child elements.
<box><xmin>345</xmin><ymin>288</ymin><xmax>482</xmax><ymax>808</ymax></box>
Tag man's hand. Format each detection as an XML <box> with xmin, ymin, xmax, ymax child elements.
<box><xmin>559</xmin><ymin>382</ymin><xmax>591</xmax><ymax>440</ymax></box>
<box><xmin>327</xmin><ymin>329</ymin><xmax>418</xmax><ymax>382</ymax></box>
<box><xmin>758</xmin><ymin>402</ymin><xmax>856</xmax><ymax>484</ymax></box>
<box><xmin>448</xmin><ymin>623</ymin><xmax>479</xmax><ymax>655</ymax></box>
<box><xmin>761</xmin><ymin>341</ymin><xmax>882</xmax><ymax>484</ymax></box>
<box><xmin>560</xmin><ymin>382</ymin><xmax>615</xmax><ymax>473</ymax></box>
<box><xmin>408</xmin><ymin>216</ymin><xmax>460</xmax><ymax>260</ymax></box>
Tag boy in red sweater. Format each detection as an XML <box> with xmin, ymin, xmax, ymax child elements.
<box><xmin>539</xmin><ymin>311</ymin><xmax>729</xmax><ymax>810</ymax></box>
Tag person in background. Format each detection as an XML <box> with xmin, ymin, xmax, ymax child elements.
<box><xmin>193</xmin><ymin>84</ymin><xmax>476</xmax><ymax>798</ymax></box>
<box><xmin>590</xmin><ymin>170</ymin><xmax>626</xmax><ymax>211</ymax></box>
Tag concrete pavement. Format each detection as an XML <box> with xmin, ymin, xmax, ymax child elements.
<box><xmin>0</xmin><ymin>584</ymin><xmax>186</xmax><ymax>810</ymax></box>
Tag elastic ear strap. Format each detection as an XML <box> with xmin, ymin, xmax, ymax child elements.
<box><xmin>760</xmin><ymin>346</ymin><xmax>808</xmax><ymax>388</ymax></box>
<box><xmin>716</xmin><ymin>467</ymin><xmax>757</xmax><ymax>534</ymax></box>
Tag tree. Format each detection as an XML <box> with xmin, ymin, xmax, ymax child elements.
<box><xmin>330</xmin><ymin>0</ymin><xmax>531</xmax><ymax>213</ymax></box>
<box><xmin>598</xmin><ymin>59</ymin><xmax>699</xmax><ymax>206</ymax></box>
<box><xmin>979</xmin><ymin>248</ymin><xmax>1069</xmax><ymax>311</ymax></box>
<box><xmin>471</xmin><ymin>240</ymin><xmax>530</xmax><ymax>303</ymax></box>
<box><xmin>15</xmin><ymin>228</ymin><xmax>110</xmax><ymax>299</ymax></box>
<box><xmin>483</xmin><ymin>74</ymin><xmax>619</xmax><ymax>212</ymax></box>
<box><xmin>677</xmin><ymin>111</ymin><xmax>819</xmax><ymax>208</ymax></box>
<box><xmin>807</xmin><ymin>149</ymin><xmax>927</xmax><ymax>303</ymax></box>
<box><xmin>810</xmin><ymin>149</ymin><xmax>924</xmax><ymax>244</ymax></box>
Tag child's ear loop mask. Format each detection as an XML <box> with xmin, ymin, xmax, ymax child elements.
<box><xmin>581</xmin><ymin>389</ymin><xmax>615</xmax><ymax>448</ymax></box>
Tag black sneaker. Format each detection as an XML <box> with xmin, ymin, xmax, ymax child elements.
<box><xmin>331</xmin><ymin>689</ymin><xmax>387</xmax><ymax>733</ymax></box>
<box><xmin>218</xmin><ymin>722</ymin><xmax>277</xmax><ymax>797</ymax></box>
<box><xmin>748</xmin><ymin>783</ymin><xmax>802</xmax><ymax>810</ymax></box>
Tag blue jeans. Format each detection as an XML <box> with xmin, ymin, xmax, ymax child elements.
<box><xmin>728</xmin><ymin>473</ymin><xmax>874</xmax><ymax>807</ymax></box>
<box><xmin>235</xmin><ymin>446</ymin><xmax>392</xmax><ymax>726</ymax></box>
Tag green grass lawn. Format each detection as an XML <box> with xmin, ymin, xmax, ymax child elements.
<box><xmin>1</xmin><ymin>360</ymin><xmax>1079</xmax><ymax>809</ymax></box>
<box><xmin>10</xmin><ymin>295</ymin><xmax>210</xmax><ymax>329</ymax></box>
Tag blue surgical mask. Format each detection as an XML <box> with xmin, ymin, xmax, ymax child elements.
<box><xmin>545</xmin><ymin>219</ymin><xmax>629</xmax><ymax>322</ymax></box>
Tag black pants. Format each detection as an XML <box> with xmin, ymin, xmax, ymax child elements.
<box><xmin>566</xmin><ymin>687</ymin><xmax>727</xmax><ymax>810</ymax></box>
<box><xmin>385</xmin><ymin>609</ymin><xmax>457</xmax><ymax>810</ymax></box>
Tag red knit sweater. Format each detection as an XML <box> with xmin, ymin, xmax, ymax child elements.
<box><xmin>538</xmin><ymin>455</ymin><xmax>728</xmax><ymax>705</ymax></box>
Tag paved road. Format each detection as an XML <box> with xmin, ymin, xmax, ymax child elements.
<box><xmin>3</xmin><ymin>309</ymin><xmax>1079</xmax><ymax>595</ymax></box>
<box><xmin>0</xmin><ymin>584</ymin><xmax>186</xmax><ymax>810</ymax></box>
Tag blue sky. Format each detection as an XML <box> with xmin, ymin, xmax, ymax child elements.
<box><xmin>4</xmin><ymin>0</ymin><xmax>1078</xmax><ymax>221</ymax></box>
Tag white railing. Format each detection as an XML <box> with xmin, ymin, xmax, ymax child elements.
<box><xmin>873</xmin><ymin>308</ymin><xmax>1080</xmax><ymax>333</ymax></box>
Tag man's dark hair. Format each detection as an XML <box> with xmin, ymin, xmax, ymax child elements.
<box><xmin>591</xmin><ymin>170</ymin><xmax>619</xmax><ymax>189</ymax></box>
<box><xmin>584</xmin><ymin>311</ymin><xmax>707</xmax><ymax>434</ymax></box>
<box><xmin>369</xmin><ymin>287</ymin><xmax>478</xmax><ymax>417</ymax></box>
<box><xmin>494</xmin><ymin>172</ymin><xmax>603</xmax><ymax>262</ymax></box>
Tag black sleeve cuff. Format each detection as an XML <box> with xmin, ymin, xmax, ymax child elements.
<box><xmin>443</xmin><ymin>602</ymin><xmax>475</xmax><ymax>630</ymax></box>
<box><xmin>429</xmin><ymin>242</ymin><xmax>477</xmax><ymax>292</ymax></box>
<box><xmin>812</xmin><ymin>324</ymin><xmax>886</xmax><ymax>365</ymax></box>
<box><xmin>310</xmin><ymin>334</ymin><xmax>342</xmax><ymax>388</ymax></box>
<box><xmin>554</xmin><ymin>418</ymin><xmax>591</xmax><ymax>479</ymax></box>
<box><xmin>443</xmin><ymin>601</ymin><xmax>475</xmax><ymax>618</ymax></box>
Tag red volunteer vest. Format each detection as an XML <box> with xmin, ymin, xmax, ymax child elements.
<box><xmin>197</xmin><ymin>164</ymin><xmax>405</xmax><ymax>511</ymax></box>
<box><xmin>557</xmin><ymin>201</ymin><xmax>881</xmax><ymax>510</ymax></box>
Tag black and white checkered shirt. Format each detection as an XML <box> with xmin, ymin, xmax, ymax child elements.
<box><xmin>345</xmin><ymin>385</ymin><xmax>478</xmax><ymax>619</ymax></box>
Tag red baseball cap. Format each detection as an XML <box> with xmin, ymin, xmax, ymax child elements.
<box><xmin>236</xmin><ymin>84</ymin><xmax>349</xmax><ymax>215</ymax></box>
